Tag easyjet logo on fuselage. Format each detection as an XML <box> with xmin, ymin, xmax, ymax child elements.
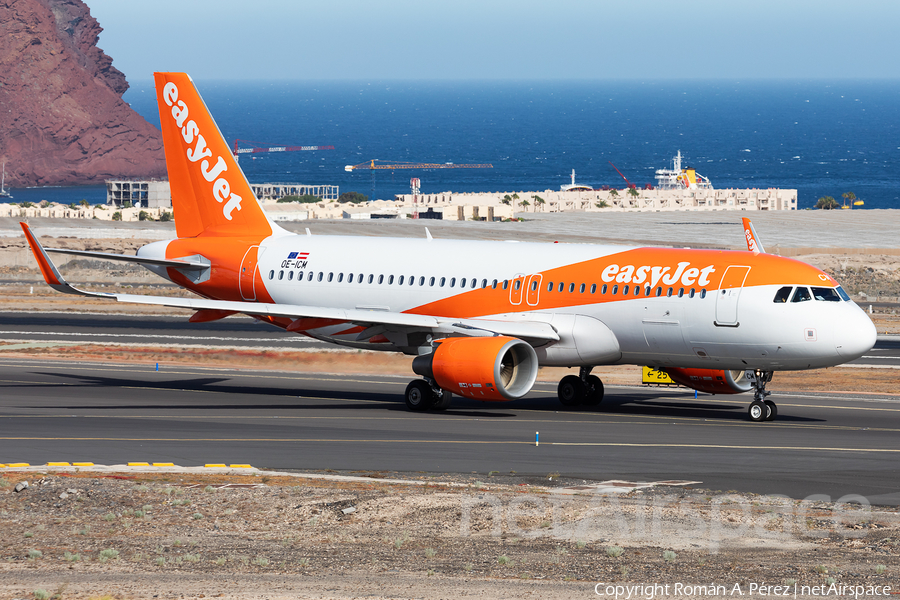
<box><xmin>599</xmin><ymin>261</ymin><xmax>716</xmax><ymax>288</ymax></box>
<box><xmin>162</xmin><ymin>82</ymin><xmax>243</xmax><ymax>221</ymax></box>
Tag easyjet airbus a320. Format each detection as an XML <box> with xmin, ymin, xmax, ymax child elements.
<box><xmin>22</xmin><ymin>73</ymin><xmax>877</xmax><ymax>422</ymax></box>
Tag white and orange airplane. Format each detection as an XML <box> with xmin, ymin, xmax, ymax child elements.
<box><xmin>21</xmin><ymin>73</ymin><xmax>877</xmax><ymax>422</ymax></box>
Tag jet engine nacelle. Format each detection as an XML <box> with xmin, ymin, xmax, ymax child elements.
<box><xmin>663</xmin><ymin>368</ymin><xmax>753</xmax><ymax>395</ymax></box>
<box><xmin>412</xmin><ymin>336</ymin><xmax>539</xmax><ymax>401</ymax></box>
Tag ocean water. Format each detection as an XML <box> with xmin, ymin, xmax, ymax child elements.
<box><xmin>10</xmin><ymin>80</ymin><xmax>900</xmax><ymax>209</ymax></box>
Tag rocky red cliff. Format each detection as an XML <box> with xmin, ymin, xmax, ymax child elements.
<box><xmin>0</xmin><ymin>0</ymin><xmax>165</xmax><ymax>187</ymax></box>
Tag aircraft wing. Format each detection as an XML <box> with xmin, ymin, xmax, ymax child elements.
<box><xmin>44</xmin><ymin>247</ymin><xmax>209</xmax><ymax>269</ymax></box>
<box><xmin>21</xmin><ymin>223</ymin><xmax>560</xmax><ymax>342</ymax></box>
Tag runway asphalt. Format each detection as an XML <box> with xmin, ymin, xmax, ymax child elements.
<box><xmin>1</xmin><ymin>357</ymin><xmax>899</xmax><ymax>506</ymax></box>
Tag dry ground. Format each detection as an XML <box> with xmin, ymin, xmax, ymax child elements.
<box><xmin>0</xmin><ymin>470</ymin><xmax>897</xmax><ymax>600</ymax></box>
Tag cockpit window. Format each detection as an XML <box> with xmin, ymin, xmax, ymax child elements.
<box><xmin>791</xmin><ymin>287</ymin><xmax>812</xmax><ymax>303</ymax></box>
<box><xmin>836</xmin><ymin>286</ymin><xmax>851</xmax><ymax>302</ymax></box>
<box><xmin>773</xmin><ymin>286</ymin><xmax>792</xmax><ymax>303</ymax></box>
<box><xmin>811</xmin><ymin>287</ymin><xmax>841</xmax><ymax>302</ymax></box>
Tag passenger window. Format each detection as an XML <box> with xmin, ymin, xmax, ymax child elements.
<box><xmin>460</xmin><ymin>278</ymin><xmax>466</xmax><ymax>289</ymax></box>
<box><xmin>317</xmin><ymin>272</ymin><xmax>324</xmax><ymax>282</ymax></box>
<box><xmin>568</xmin><ymin>283</ymin><xmax>575</xmax><ymax>293</ymax></box>
<box><xmin>547</xmin><ymin>282</ymin><xmax>554</xmax><ymax>292</ymax></box>
<box><xmin>357</xmin><ymin>274</ymin><xmax>364</xmax><ymax>283</ymax></box>
<box><xmin>492</xmin><ymin>279</ymin><xmax>498</xmax><ymax>289</ymax></box>
<box><xmin>689</xmin><ymin>288</ymin><xmax>695</xmax><ymax>298</ymax></box>
<box><xmin>440</xmin><ymin>277</ymin><xmax>446</xmax><ymax>287</ymax></box>
<box><xmin>811</xmin><ymin>287</ymin><xmax>841</xmax><ymax>302</ymax></box>
<box><xmin>471</xmin><ymin>278</ymin><xmax>477</xmax><ymax>288</ymax></box>
<box><xmin>398</xmin><ymin>275</ymin><xmax>404</xmax><ymax>285</ymax></box>
<box><xmin>590</xmin><ymin>284</ymin><xmax>597</xmax><ymax>294</ymax></box>
<box><xmin>429</xmin><ymin>277</ymin><xmax>435</xmax><ymax>286</ymax></box>
<box><xmin>278</xmin><ymin>270</ymin><xmax>284</xmax><ymax>280</ymax></box>
<box><xmin>269</xmin><ymin>270</ymin><xmax>274</xmax><ymax>280</ymax></box>
<box><xmin>503</xmin><ymin>280</ymin><xmax>509</xmax><ymax>290</ymax></box>
<box><xmin>601</xmin><ymin>284</ymin><xmax>608</xmax><ymax>294</ymax></box>
<box><xmin>612</xmin><ymin>285</ymin><xmax>618</xmax><ymax>295</ymax></box>
<box><xmin>338</xmin><ymin>273</ymin><xmax>344</xmax><ymax>283</ymax></box>
<box><xmin>513</xmin><ymin>279</ymin><xmax>520</xmax><ymax>291</ymax></box>
<box><xmin>666</xmin><ymin>287</ymin><xmax>673</xmax><ymax>297</ymax></box>
<box><xmin>482</xmin><ymin>279</ymin><xmax>488</xmax><ymax>289</ymax></box>
<box><xmin>700</xmin><ymin>289</ymin><xmax>707</xmax><ymax>298</ymax></box>
<box><xmin>580</xmin><ymin>283</ymin><xmax>586</xmax><ymax>293</ymax></box>
<box><xmin>328</xmin><ymin>272</ymin><xmax>334</xmax><ymax>282</ymax></box>
<box><xmin>450</xmin><ymin>277</ymin><xmax>456</xmax><ymax>287</ymax></box>
<box><xmin>378</xmin><ymin>275</ymin><xmax>384</xmax><ymax>284</ymax></box>
<box><xmin>678</xmin><ymin>287</ymin><xmax>684</xmax><ymax>298</ymax></box>
<box><xmin>791</xmin><ymin>287</ymin><xmax>812</xmax><ymax>303</ymax></box>
<box><xmin>773</xmin><ymin>286</ymin><xmax>792</xmax><ymax>303</ymax></box>
<box><xmin>656</xmin><ymin>287</ymin><xmax>663</xmax><ymax>297</ymax></box>
<box><xmin>645</xmin><ymin>285</ymin><xmax>651</xmax><ymax>296</ymax></box>
<box><xmin>388</xmin><ymin>275</ymin><xmax>394</xmax><ymax>284</ymax></box>
<box><xmin>531</xmin><ymin>280</ymin><xmax>538</xmax><ymax>291</ymax></box>
<box><xmin>419</xmin><ymin>276</ymin><xmax>425</xmax><ymax>286</ymax></box>
<box><xmin>348</xmin><ymin>272</ymin><xmax>354</xmax><ymax>282</ymax></box>
<box><xmin>558</xmin><ymin>282</ymin><xmax>564</xmax><ymax>293</ymax></box>
<box><xmin>288</xmin><ymin>271</ymin><xmax>294</xmax><ymax>281</ymax></box>
<box><xmin>367</xmin><ymin>274</ymin><xmax>374</xmax><ymax>284</ymax></box>
<box><xmin>634</xmin><ymin>285</ymin><xmax>641</xmax><ymax>297</ymax></box>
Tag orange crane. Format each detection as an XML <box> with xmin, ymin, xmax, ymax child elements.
<box><xmin>344</xmin><ymin>160</ymin><xmax>493</xmax><ymax>172</ymax></box>
<box><xmin>233</xmin><ymin>139</ymin><xmax>334</xmax><ymax>161</ymax></box>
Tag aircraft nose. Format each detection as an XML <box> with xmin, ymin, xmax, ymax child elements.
<box><xmin>834</xmin><ymin>305</ymin><xmax>877</xmax><ymax>360</ymax></box>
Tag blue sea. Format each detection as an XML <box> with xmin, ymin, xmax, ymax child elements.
<box><xmin>9</xmin><ymin>80</ymin><xmax>900</xmax><ymax>209</ymax></box>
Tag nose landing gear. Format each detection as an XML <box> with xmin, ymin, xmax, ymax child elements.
<box><xmin>557</xmin><ymin>366</ymin><xmax>604</xmax><ymax>408</ymax></box>
<box><xmin>746</xmin><ymin>370</ymin><xmax>776</xmax><ymax>422</ymax></box>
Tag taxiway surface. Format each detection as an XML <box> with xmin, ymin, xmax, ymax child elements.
<box><xmin>1</xmin><ymin>358</ymin><xmax>898</xmax><ymax>505</ymax></box>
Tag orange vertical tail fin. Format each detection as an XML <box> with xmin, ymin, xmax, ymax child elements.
<box><xmin>154</xmin><ymin>72</ymin><xmax>274</xmax><ymax>239</ymax></box>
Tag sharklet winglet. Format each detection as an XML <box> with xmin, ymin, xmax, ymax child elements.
<box><xmin>19</xmin><ymin>223</ymin><xmax>115</xmax><ymax>298</ymax></box>
<box><xmin>741</xmin><ymin>217</ymin><xmax>766</xmax><ymax>255</ymax></box>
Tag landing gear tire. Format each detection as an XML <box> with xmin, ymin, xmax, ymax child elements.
<box><xmin>582</xmin><ymin>374</ymin><xmax>604</xmax><ymax>406</ymax></box>
<box><xmin>558</xmin><ymin>375</ymin><xmax>585</xmax><ymax>407</ymax></box>
<box><xmin>405</xmin><ymin>380</ymin><xmax>433</xmax><ymax>412</ymax></box>
<box><xmin>431</xmin><ymin>390</ymin><xmax>452</xmax><ymax>411</ymax></box>
<box><xmin>764</xmin><ymin>400</ymin><xmax>778</xmax><ymax>421</ymax></box>
<box><xmin>748</xmin><ymin>400</ymin><xmax>767</xmax><ymax>422</ymax></box>
<box><xmin>747</xmin><ymin>369</ymin><xmax>776</xmax><ymax>422</ymax></box>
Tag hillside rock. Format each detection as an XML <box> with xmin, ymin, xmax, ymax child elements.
<box><xmin>0</xmin><ymin>0</ymin><xmax>166</xmax><ymax>186</ymax></box>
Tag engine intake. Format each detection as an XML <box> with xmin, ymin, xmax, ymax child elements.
<box><xmin>663</xmin><ymin>368</ymin><xmax>753</xmax><ymax>395</ymax></box>
<box><xmin>412</xmin><ymin>336</ymin><xmax>538</xmax><ymax>401</ymax></box>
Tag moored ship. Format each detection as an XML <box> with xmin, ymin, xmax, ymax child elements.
<box><xmin>655</xmin><ymin>151</ymin><xmax>712</xmax><ymax>190</ymax></box>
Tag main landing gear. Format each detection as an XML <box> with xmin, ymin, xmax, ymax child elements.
<box><xmin>557</xmin><ymin>366</ymin><xmax>604</xmax><ymax>408</ymax></box>
<box><xmin>405</xmin><ymin>379</ymin><xmax>451</xmax><ymax>412</ymax></box>
<box><xmin>746</xmin><ymin>370</ymin><xmax>777</xmax><ymax>422</ymax></box>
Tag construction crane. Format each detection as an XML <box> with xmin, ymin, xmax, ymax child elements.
<box><xmin>233</xmin><ymin>139</ymin><xmax>334</xmax><ymax>162</ymax></box>
<box><xmin>608</xmin><ymin>161</ymin><xmax>636</xmax><ymax>189</ymax></box>
<box><xmin>344</xmin><ymin>160</ymin><xmax>493</xmax><ymax>172</ymax></box>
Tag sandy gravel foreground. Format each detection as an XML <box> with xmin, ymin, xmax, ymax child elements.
<box><xmin>0</xmin><ymin>471</ymin><xmax>897</xmax><ymax>600</ymax></box>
